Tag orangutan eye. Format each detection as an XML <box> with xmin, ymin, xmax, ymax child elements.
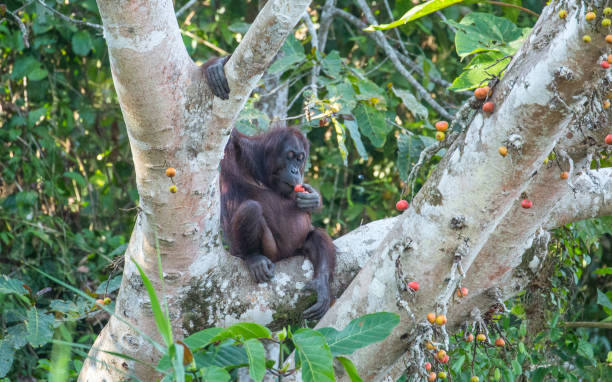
<box><xmin>287</xmin><ymin>151</ymin><xmax>295</xmax><ymax>159</ymax></box>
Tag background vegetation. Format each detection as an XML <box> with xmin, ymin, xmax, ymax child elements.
<box><xmin>0</xmin><ymin>0</ymin><xmax>610</xmax><ymax>380</ymax></box>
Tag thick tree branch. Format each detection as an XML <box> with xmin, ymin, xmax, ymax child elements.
<box><xmin>545</xmin><ymin>168</ymin><xmax>612</xmax><ymax>229</ymax></box>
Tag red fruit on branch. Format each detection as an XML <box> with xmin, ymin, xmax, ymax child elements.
<box><xmin>407</xmin><ymin>281</ymin><xmax>419</xmax><ymax>291</ymax></box>
<box><xmin>396</xmin><ymin>199</ymin><xmax>409</xmax><ymax>211</ymax></box>
<box><xmin>521</xmin><ymin>199</ymin><xmax>532</xmax><ymax>209</ymax></box>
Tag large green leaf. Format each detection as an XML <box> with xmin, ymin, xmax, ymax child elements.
<box><xmin>596</xmin><ymin>290</ymin><xmax>612</xmax><ymax>311</ymax></box>
<box><xmin>243</xmin><ymin>338</ymin><xmax>266</xmax><ymax>382</ymax></box>
<box><xmin>0</xmin><ymin>276</ymin><xmax>27</xmax><ymax>295</ymax></box>
<box><xmin>200</xmin><ymin>366</ymin><xmax>231</xmax><ymax>382</ymax></box>
<box><xmin>332</xmin><ymin>117</ymin><xmax>349</xmax><ymax>166</ymax></box>
<box><xmin>184</xmin><ymin>327</ymin><xmax>225</xmax><ymax>350</ymax></box>
<box><xmin>449</xmin><ymin>51</ymin><xmax>510</xmax><ymax>91</ymax></box>
<box><xmin>366</xmin><ymin>0</ymin><xmax>464</xmax><ymax>30</ymax></box>
<box><xmin>344</xmin><ymin>119</ymin><xmax>368</xmax><ymax>160</ymax></box>
<box><xmin>322</xmin><ymin>50</ymin><xmax>343</xmax><ymax>78</ymax></box>
<box><xmin>0</xmin><ymin>340</ymin><xmax>15</xmax><ymax>378</ymax></box>
<box><xmin>392</xmin><ymin>88</ymin><xmax>428</xmax><ymax>120</ymax></box>
<box><xmin>353</xmin><ymin>103</ymin><xmax>391</xmax><ymax>148</ymax></box>
<box><xmin>212</xmin><ymin>322</ymin><xmax>272</xmax><ymax>342</ymax></box>
<box><xmin>71</xmin><ymin>30</ymin><xmax>93</xmax><ymax>56</ymax></box>
<box><xmin>131</xmin><ymin>259</ymin><xmax>173</xmax><ymax>347</ymax></box>
<box><xmin>24</xmin><ymin>308</ymin><xmax>54</xmax><ymax>347</ymax></box>
<box><xmin>268</xmin><ymin>35</ymin><xmax>306</xmax><ymax>74</ymax></box>
<box><xmin>337</xmin><ymin>356</ymin><xmax>364</xmax><ymax>382</ymax></box>
<box><xmin>446</xmin><ymin>13</ymin><xmax>529</xmax><ymax>58</ymax></box>
<box><xmin>292</xmin><ymin>329</ymin><xmax>335</xmax><ymax>382</ymax></box>
<box><xmin>196</xmin><ymin>342</ymin><xmax>249</xmax><ymax>369</ymax></box>
<box><xmin>317</xmin><ymin>312</ymin><xmax>400</xmax><ymax>356</ymax></box>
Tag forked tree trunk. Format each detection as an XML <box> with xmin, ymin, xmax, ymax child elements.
<box><xmin>80</xmin><ymin>0</ymin><xmax>611</xmax><ymax>380</ymax></box>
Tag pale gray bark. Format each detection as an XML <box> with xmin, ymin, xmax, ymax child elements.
<box><xmin>79</xmin><ymin>0</ymin><xmax>612</xmax><ymax>381</ymax></box>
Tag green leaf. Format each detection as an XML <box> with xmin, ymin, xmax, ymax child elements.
<box><xmin>446</xmin><ymin>13</ymin><xmax>528</xmax><ymax>58</ymax></box>
<box><xmin>449</xmin><ymin>51</ymin><xmax>510</xmax><ymax>91</ymax></box>
<box><xmin>28</xmin><ymin>67</ymin><xmax>48</xmax><ymax>81</ymax></box>
<box><xmin>392</xmin><ymin>88</ymin><xmax>428</xmax><ymax>120</ymax></box>
<box><xmin>353</xmin><ymin>103</ymin><xmax>391</xmax><ymax>148</ymax></box>
<box><xmin>337</xmin><ymin>356</ymin><xmax>363</xmax><ymax>382</ymax></box>
<box><xmin>0</xmin><ymin>341</ymin><xmax>15</xmax><ymax>378</ymax></box>
<box><xmin>95</xmin><ymin>275</ymin><xmax>123</xmax><ymax>294</ymax></box>
<box><xmin>6</xmin><ymin>324</ymin><xmax>28</xmax><ymax>350</ymax></box>
<box><xmin>131</xmin><ymin>259</ymin><xmax>173</xmax><ymax>347</ymax></box>
<box><xmin>327</xmin><ymin>82</ymin><xmax>357</xmax><ymax>112</ymax></box>
<box><xmin>511</xmin><ymin>359</ymin><xmax>522</xmax><ymax>375</ymax></box>
<box><xmin>89</xmin><ymin>169</ymin><xmax>107</xmax><ymax>188</ymax></box>
<box><xmin>397</xmin><ymin>133</ymin><xmax>429</xmax><ymax>181</ymax></box>
<box><xmin>63</xmin><ymin>171</ymin><xmax>88</xmax><ymax>187</ymax></box>
<box><xmin>269</xmin><ymin>35</ymin><xmax>306</xmax><ymax>75</ymax></box>
<box><xmin>0</xmin><ymin>276</ymin><xmax>27</xmax><ymax>295</ymax></box>
<box><xmin>322</xmin><ymin>51</ymin><xmax>342</xmax><ymax>78</ymax></box>
<box><xmin>243</xmin><ymin>338</ymin><xmax>266</xmax><ymax>382</ymax></box>
<box><xmin>200</xmin><ymin>366</ymin><xmax>231</xmax><ymax>382</ymax></box>
<box><xmin>597</xmin><ymin>290</ymin><xmax>612</xmax><ymax>311</ymax></box>
<box><xmin>355</xmin><ymin>79</ymin><xmax>386</xmax><ymax>106</ymax></box>
<box><xmin>317</xmin><ymin>312</ymin><xmax>400</xmax><ymax>356</ymax></box>
<box><xmin>594</xmin><ymin>267</ymin><xmax>612</xmax><ymax>275</ymax></box>
<box><xmin>367</xmin><ymin>0</ymin><xmax>464</xmax><ymax>30</ymax></box>
<box><xmin>451</xmin><ymin>354</ymin><xmax>465</xmax><ymax>373</ymax></box>
<box><xmin>184</xmin><ymin>327</ymin><xmax>225</xmax><ymax>350</ymax></box>
<box><xmin>577</xmin><ymin>339</ymin><xmax>594</xmax><ymax>361</ymax></box>
<box><xmin>344</xmin><ymin>119</ymin><xmax>368</xmax><ymax>160</ymax></box>
<box><xmin>24</xmin><ymin>308</ymin><xmax>54</xmax><ymax>347</ymax></box>
<box><xmin>72</xmin><ymin>30</ymin><xmax>93</xmax><ymax>56</ymax></box>
<box><xmin>212</xmin><ymin>323</ymin><xmax>272</xmax><ymax>342</ymax></box>
<box><xmin>292</xmin><ymin>329</ymin><xmax>335</xmax><ymax>382</ymax></box>
<box><xmin>332</xmin><ymin>117</ymin><xmax>349</xmax><ymax>166</ymax></box>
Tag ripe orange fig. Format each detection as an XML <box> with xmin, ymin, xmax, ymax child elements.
<box><xmin>604</xmin><ymin>100</ymin><xmax>611</xmax><ymax>109</ymax></box>
<box><xmin>482</xmin><ymin>101</ymin><xmax>495</xmax><ymax>113</ymax></box>
<box><xmin>521</xmin><ymin>199</ymin><xmax>532</xmax><ymax>209</ymax></box>
<box><xmin>396</xmin><ymin>199</ymin><xmax>409</xmax><ymax>211</ymax></box>
<box><xmin>294</xmin><ymin>184</ymin><xmax>306</xmax><ymax>193</ymax></box>
<box><xmin>165</xmin><ymin>167</ymin><xmax>176</xmax><ymax>177</ymax></box>
<box><xmin>476</xmin><ymin>333</ymin><xmax>487</xmax><ymax>342</ymax></box>
<box><xmin>95</xmin><ymin>299</ymin><xmax>105</xmax><ymax>306</ymax></box>
<box><xmin>586</xmin><ymin>11</ymin><xmax>596</xmax><ymax>21</ymax></box>
<box><xmin>435</xmin><ymin>121</ymin><xmax>449</xmax><ymax>132</ymax></box>
<box><xmin>427</xmin><ymin>312</ymin><xmax>436</xmax><ymax>324</ymax></box>
<box><xmin>474</xmin><ymin>86</ymin><xmax>490</xmax><ymax>100</ymax></box>
<box><xmin>407</xmin><ymin>281</ymin><xmax>419</xmax><ymax>291</ymax></box>
<box><xmin>435</xmin><ymin>314</ymin><xmax>447</xmax><ymax>325</ymax></box>
<box><xmin>560</xmin><ymin>171</ymin><xmax>569</xmax><ymax>180</ymax></box>
<box><xmin>425</xmin><ymin>362</ymin><xmax>432</xmax><ymax>371</ymax></box>
<box><xmin>608</xmin><ymin>54</ymin><xmax>612</xmax><ymax>64</ymax></box>
<box><xmin>605</xmin><ymin>134</ymin><xmax>612</xmax><ymax>145</ymax></box>
<box><xmin>426</xmin><ymin>341</ymin><xmax>436</xmax><ymax>350</ymax></box>
<box><xmin>495</xmin><ymin>338</ymin><xmax>506</xmax><ymax>347</ymax></box>
<box><xmin>602</xmin><ymin>61</ymin><xmax>610</xmax><ymax>69</ymax></box>
<box><xmin>456</xmin><ymin>287</ymin><xmax>468</xmax><ymax>297</ymax></box>
<box><xmin>466</xmin><ymin>333</ymin><xmax>474</xmax><ymax>342</ymax></box>
<box><xmin>437</xmin><ymin>349</ymin><xmax>446</xmax><ymax>359</ymax></box>
<box><xmin>441</xmin><ymin>354</ymin><xmax>449</xmax><ymax>363</ymax></box>
<box><xmin>498</xmin><ymin>146</ymin><xmax>508</xmax><ymax>156</ymax></box>
<box><xmin>428</xmin><ymin>372</ymin><xmax>437</xmax><ymax>382</ymax></box>
<box><xmin>170</xmin><ymin>185</ymin><xmax>178</xmax><ymax>193</ymax></box>
<box><xmin>606</xmin><ymin>35</ymin><xmax>612</xmax><ymax>44</ymax></box>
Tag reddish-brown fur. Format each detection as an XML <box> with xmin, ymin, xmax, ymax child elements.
<box><xmin>219</xmin><ymin>127</ymin><xmax>336</xmax><ymax>318</ymax></box>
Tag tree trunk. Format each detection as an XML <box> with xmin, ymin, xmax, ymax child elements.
<box><xmin>80</xmin><ymin>0</ymin><xmax>611</xmax><ymax>380</ymax></box>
